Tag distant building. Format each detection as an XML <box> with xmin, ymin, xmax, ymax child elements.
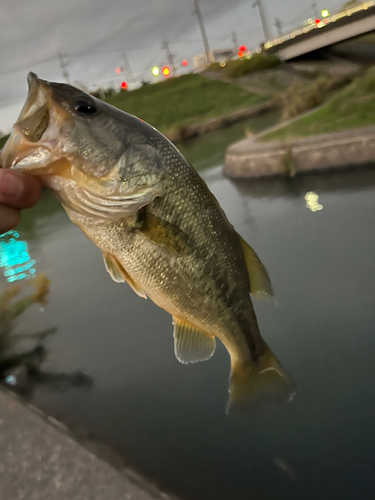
<box><xmin>193</xmin><ymin>48</ymin><xmax>236</xmax><ymax>70</ymax></box>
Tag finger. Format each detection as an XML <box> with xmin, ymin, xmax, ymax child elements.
<box><xmin>0</xmin><ymin>204</ymin><xmax>21</xmax><ymax>234</ymax></box>
<box><xmin>0</xmin><ymin>170</ymin><xmax>41</xmax><ymax>209</ymax></box>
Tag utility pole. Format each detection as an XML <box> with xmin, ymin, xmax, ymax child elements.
<box><xmin>162</xmin><ymin>40</ymin><xmax>177</xmax><ymax>76</ymax></box>
<box><xmin>192</xmin><ymin>0</ymin><xmax>213</xmax><ymax>64</ymax></box>
<box><xmin>274</xmin><ymin>17</ymin><xmax>283</xmax><ymax>38</ymax></box>
<box><xmin>98</xmin><ymin>87</ymin><xmax>106</xmax><ymax>100</ymax></box>
<box><xmin>232</xmin><ymin>31</ymin><xmax>239</xmax><ymax>52</ymax></box>
<box><xmin>121</xmin><ymin>53</ymin><xmax>135</xmax><ymax>87</ymax></box>
<box><xmin>252</xmin><ymin>0</ymin><xmax>271</xmax><ymax>42</ymax></box>
<box><xmin>312</xmin><ymin>1</ymin><xmax>319</xmax><ymax>18</ymax></box>
<box><xmin>58</xmin><ymin>53</ymin><xmax>70</xmax><ymax>84</ymax></box>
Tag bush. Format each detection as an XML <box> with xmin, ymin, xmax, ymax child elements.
<box><xmin>205</xmin><ymin>62</ymin><xmax>223</xmax><ymax>72</ymax></box>
<box><xmin>222</xmin><ymin>53</ymin><xmax>280</xmax><ymax>78</ymax></box>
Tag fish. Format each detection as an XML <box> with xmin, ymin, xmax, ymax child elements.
<box><xmin>1</xmin><ymin>73</ymin><xmax>295</xmax><ymax>412</ymax></box>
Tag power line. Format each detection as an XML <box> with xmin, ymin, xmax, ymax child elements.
<box><xmin>162</xmin><ymin>40</ymin><xmax>176</xmax><ymax>76</ymax></box>
<box><xmin>121</xmin><ymin>53</ymin><xmax>136</xmax><ymax>86</ymax></box>
<box><xmin>192</xmin><ymin>0</ymin><xmax>213</xmax><ymax>63</ymax></box>
<box><xmin>232</xmin><ymin>31</ymin><xmax>239</xmax><ymax>51</ymax></box>
<box><xmin>0</xmin><ymin>55</ymin><xmax>57</xmax><ymax>78</ymax></box>
<box><xmin>58</xmin><ymin>53</ymin><xmax>70</xmax><ymax>84</ymax></box>
<box><xmin>252</xmin><ymin>0</ymin><xmax>272</xmax><ymax>42</ymax></box>
<box><xmin>312</xmin><ymin>1</ymin><xmax>319</xmax><ymax>19</ymax></box>
<box><xmin>274</xmin><ymin>18</ymin><xmax>283</xmax><ymax>38</ymax></box>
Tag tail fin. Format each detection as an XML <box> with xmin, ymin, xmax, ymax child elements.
<box><xmin>227</xmin><ymin>342</ymin><xmax>296</xmax><ymax>415</ymax></box>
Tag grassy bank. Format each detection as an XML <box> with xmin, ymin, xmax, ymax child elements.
<box><xmin>206</xmin><ymin>53</ymin><xmax>280</xmax><ymax>78</ymax></box>
<box><xmin>261</xmin><ymin>66</ymin><xmax>375</xmax><ymax>142</ymax></box>
<box><xmin>105</xmin><ymin>74</ymin><xmax>268</xmax><ymax>135</ymax></box>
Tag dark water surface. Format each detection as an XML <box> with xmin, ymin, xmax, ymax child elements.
<box><xmin>178</xmin><ymin>109</ymin><xmax>280</xmax><ymax>170</ymax></box>
<box><xmin>1</xmin><ymin>161</ymin><xmax>375</xmax><ymax>499</ymax></box>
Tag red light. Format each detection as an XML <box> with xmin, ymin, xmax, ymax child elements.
<box><xmin>239</xmin><ymin>45</ymin><xmax>246</xmax><ymax>52</ymax></box>
<box><xmin>181</xmin><ymin>59</ymin><xmax>188</xmax><ymax>67</ymax></box>
<box><xmin>115</xmin><ymin>67</ymin><xmax>121</xmax><ymax>74</ymax></box>
<box><xmin>120</xmin><ymin>81</ymin><xmax>127</xmax><ymax>90</ymax></box>
<box><xmin>237</xmin><ymin>50</ymin><xmax>244</xmax><ymax>58</ymax></box>
<box><xmin>162</xmin><ymin>66</ymin><xmax>170</xmax><ymax>76</ymax></box>
<box><xmin>315</xmin><ymin>19</ymin><xmax>320</xmax><ymax>24</ymax></box>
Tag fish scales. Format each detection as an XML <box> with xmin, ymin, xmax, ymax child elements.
<box><xmin>1</xmin><ymin>73</ymin><xmax>295</xmax><ymax>411</ymax></box>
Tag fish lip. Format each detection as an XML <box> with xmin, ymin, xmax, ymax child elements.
<box><xmin>18</xmin><ymin>72</ymin><xmax>51</xmax><ymax>122</ymax></box>
<box><xmin>2</xmin><ymin>73</ymin><xmax>68</xmax><ymax>172</ymax></box>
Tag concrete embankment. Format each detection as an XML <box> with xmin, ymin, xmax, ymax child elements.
<box><xmin>0</xmin><ymin>388</ymin><xmax>177</xmax><ymax>500</ymax></box>
<box><xmin>224</xmin><ymin>126</ymin><xmax>375</xmax><ymax>178</ymax></box>
<box><xmin>167</xmin><ymin>100</ymin><xmax>277</xmax><ymax>142</ymax></box>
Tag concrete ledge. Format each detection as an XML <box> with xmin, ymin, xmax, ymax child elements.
<box><xmin>224</xmin><ymin>126</ymin><xmax>375</xmax><ymax>178</ymax></box>
<box><xmin>0</xmin><ymin>388</ymin><xmax>177</xmax><ymax>500</ymax></box>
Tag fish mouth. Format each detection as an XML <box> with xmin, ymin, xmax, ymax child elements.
<box><xmin>1</xmin><ymin>72</ymin><xmax>166</xmax><ymax>220</ymax></box>
<box><xmin>1</xmin><ymin>72</ymin><xmax>71</xmax><ymax>174</ymax></box>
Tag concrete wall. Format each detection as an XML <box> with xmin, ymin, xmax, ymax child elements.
<box><xmin>273</xmin><ymin>11</ymin><xmax>375</xmax><ymax>61</ymax></box>
<box><xmin>224</xmin><ymin>126</ymin><xmax>375</xmax><ymax>178</ymax></box>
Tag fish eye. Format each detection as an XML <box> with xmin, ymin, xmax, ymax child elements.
<box><xmin>74</xmin><ymin>97</ymin><xmax>97</xmax><ymax>115</ymax></box>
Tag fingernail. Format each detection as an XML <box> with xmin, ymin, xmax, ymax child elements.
<box><xmin>0</xmin><ymin>171</ymin><xmax>23</xmax><ymax>198</ymax></box>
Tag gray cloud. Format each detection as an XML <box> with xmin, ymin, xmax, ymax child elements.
<box><xmin>0</xmin><ymin>0</ymin><xmax>349</xmax><ymax>131</ymax></box>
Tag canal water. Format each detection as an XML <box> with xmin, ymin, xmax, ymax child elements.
<box><xmin>1</xmin><ymin>115</ymin><xmax>375</xmax><ymax>499</ymax></box>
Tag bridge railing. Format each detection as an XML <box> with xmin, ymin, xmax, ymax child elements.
<box><xmin>264</xmin><ymin>1</ymin><xmax>375</xmax><ymax>51</ymax></box>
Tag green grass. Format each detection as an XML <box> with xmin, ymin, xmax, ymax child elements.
<box><xmin>261</xmin><ymin>67</ymin><xmax>375</xmax><ymax>142</ymax></box>
<box><xmin>205</xmin><ymin>54</ymin><xmax>280</xmax><ymax>78</ymax></box>
<box><xmin>105</xmin><ymin>74</ymin><xmax>268</xmax><ymax>135</ymax></box>
<box><xmin>221</xmin><ymin>53</ymin><xmax>280</xmax><ymax>78</ymax></box>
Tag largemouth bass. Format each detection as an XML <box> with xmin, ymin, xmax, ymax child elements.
<box><xmin>1</xmin><ymin>73</ymin><xmax>294</xmax><ymax>411</ymax></box>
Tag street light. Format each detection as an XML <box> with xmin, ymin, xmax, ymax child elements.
<box><xmin>162</xmin><ymin>66</ymin><xmax>170</xmax><ymax>77</ymax></box>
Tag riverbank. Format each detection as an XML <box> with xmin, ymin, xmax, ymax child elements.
<box><xmin>224</xmin><ymin>66</ymin><xmax>375</xmax><ymax>178</ymax></box>
<box><xmin>0</xmin><ymin>387</ymin><xmax>177</xmax><ymax>500</ymax></box>
<box><xmin>225</xmin><ymin>125</ymin><xmax>375</xmax><ymax>178</ymax></box>
<box><xmin>261</xmin><ymin>66</ymin><xmax>375</xmax><ymax>142</ymax></box>
<box><xmin>167</xmin><ymin>99</ymin><xmax>277</xmax><ymax>142</ymax></box>
<box><xmin>104</xmin><ymin>74</ymin><xmax>269</xmax><ymax>138</ymax></box>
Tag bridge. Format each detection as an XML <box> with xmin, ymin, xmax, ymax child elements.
<box><xmin>264</xmin><ymin>1</ymin><xmax>375</xmax><ymax>61</ymax></box>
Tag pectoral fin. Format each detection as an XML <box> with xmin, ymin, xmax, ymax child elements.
<box><xmin>237</xmin><ymin>234</ymin><xmax>274</xmax><ymax>303</ymax></box>
<box><xmin>134</xmin><ymin>209</ymin><xmax>190</xmax><ymax>257</ymax></box>
<box><xmin>103</xmin><ymin>253</ymin><xmax>147</xmax><ymax>299</ymax></box>
<box><xmin>172</xmin><ymin>317</ymin><xmax>216</xmax><ymax>364</ymax></box>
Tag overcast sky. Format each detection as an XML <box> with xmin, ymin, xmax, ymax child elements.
<box><xmin>0</xmin><ymin>0</ymin><xmax>349</xmax><ymax>132</ymax></box>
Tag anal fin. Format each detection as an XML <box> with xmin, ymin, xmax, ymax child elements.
<box><xmin>103</xmin><ymin>253</ymin><xmax>147</xmax><ymax>299</ymax></box>
<box><xmin>172</xmin><ymin>317</ymin><xmax>216</xmax><ymax>364</ymax></box>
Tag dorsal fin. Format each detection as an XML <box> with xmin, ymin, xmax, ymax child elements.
<box><xmin>237</xmin><ymin>234</ymin><xmax>275</xmax><ymax>303</ymax></box>
<box><xmin>103</xmin><ymin>253</ymin><xmax>147</xmax><ymax>299</ymax></box>
<box><xmin>172</xmin><ymin>317</ymin><xmax>216</xmax><ymax>364</ymax></box>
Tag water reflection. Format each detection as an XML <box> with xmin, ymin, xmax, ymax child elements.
<box><xmin>0</xmin><ymin>275</ymin><xmax>93</xmax><ymax>394</ymax></box>
<box><xmin>1</xmin><ymin>158</ymin><xmax>374</xmax><ymax>499</ymax></box>
<box><xmin>305</xmin><ymin>192</ymin><xmax>323</xmax><ymax>212</ymax></box>
<box><xmin>231</xmin><ymin>167</ymin><xmax>375</xmax><ymax>200</ymax></box>
<box><xmin>0</xmin><ymin>230</ymin><xmax>36</xmax><ymax>282</ymax></box>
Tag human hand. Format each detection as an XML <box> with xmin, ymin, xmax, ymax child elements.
<box><xmin>0</xmin><ymin>169</ymin><xmax>41</xmax><ymax>234</ymax></box>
